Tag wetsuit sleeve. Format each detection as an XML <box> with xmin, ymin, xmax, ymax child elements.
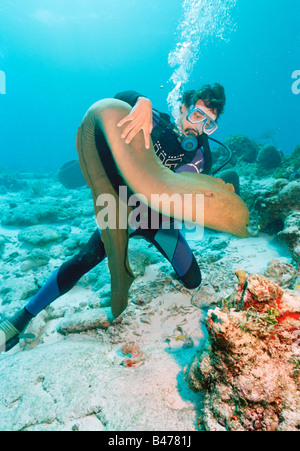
<box><xmin>114</xmin><ymin>91</ymin><xmax>146</xmax><ymax>107</ymax></box>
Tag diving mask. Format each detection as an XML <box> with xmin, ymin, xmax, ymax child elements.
<box><xmin>187</xmin><ymin>105</ymin><xmax>218</xmax><ymax>135</ymax></box>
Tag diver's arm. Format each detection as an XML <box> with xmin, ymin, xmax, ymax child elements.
<box><xmin>114</xmin><ymin>91</ymin><xmax>146</xmax><ymax>107</ymax></box>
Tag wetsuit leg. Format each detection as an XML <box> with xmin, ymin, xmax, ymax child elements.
<box><xmin>130</xmin><ymin>219</ymin><xmax>201</xmax><ymax>289</ymax></box>
<box><xmin>25</xmin><ymin>229</ymin><xmax>106</xmax><ymax>316</ymax></box>
<box><xmin>218</xmin><ymin>169</ymin><xmax>240</xmax><ymax>196</ymax></box>
<box><xmin>25</xmin><ymin>215</ymin><xmax>200</xmax><ymax>318</ymax></box>
<box><xmin>154</xmin><ymin>226</ymin><xmax>201</xmax><ymax>288</ymax></box>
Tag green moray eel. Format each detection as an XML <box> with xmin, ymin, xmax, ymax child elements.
<box><xmin>76</xmin><ymin>99</ymin><xmax>250</xmax><ymax>318</ymax></box>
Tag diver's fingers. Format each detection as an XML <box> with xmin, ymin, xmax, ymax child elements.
<box><xmin>124</xmin><ymin>123</ymin><xmax>152</xmax><ymax>148</ymax></box>
<box><xmin>124</xmin><ymin>123</ymin><xmax>143</xmax><ymax>144</ymax></box>
<box><xmin>121</xmin><ymin>119</ymin><xmax>140</xmax><ymax>140</ymax></box>
<box><xmin>117</xmin><ymin>111</ymin><xmax>138</xmax><ymax>128</ymax></box>
<box><xmin>143</xmin><ymin>120</ymin><xmax>153</xmax><ymax>149</ymax></box>
<box><xmin>143</xmin><ymin>129</ymin><xmax>151</xmax><ymax>150</ymax></box>
<box><xmin>119</xmin><ymin>112</ymin><xmax>153</xmax><ymax>148</ymax></box>
<box><xmin>117</xmin><ymin>115</ymin><xmax>131</xmax><ymax>128</ymax></box>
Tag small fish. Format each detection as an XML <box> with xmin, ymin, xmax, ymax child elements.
<box><xmin>175</xmin><ymin>334</ymin><xmax>187</xmax><ymax>341</ymax></box>
<box><xmin>295</xmin><ymin>285</ymin><xmax>300</xmax><ymax>290</ymax></box>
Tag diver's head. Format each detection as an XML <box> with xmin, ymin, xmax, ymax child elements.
<box><xmin>176</xmin><ymin>83</ymin><xmax>226</xmax><ymax>138</ymax></box>
<box><xmin>178</xmin><ymin>100</ymin><xmax>218</xmax><ymax>138</ymax></box>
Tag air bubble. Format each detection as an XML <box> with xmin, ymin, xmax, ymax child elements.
<box><xmin>167</xmin><ymin>0</ymin><xmax>237</xmax><ymax>121</ymax></box>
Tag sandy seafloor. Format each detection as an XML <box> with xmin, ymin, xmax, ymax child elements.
<box><xmin>0</xmin><ymin>173</ymin><xmax>299</xmax><ymax>431</ymax></box>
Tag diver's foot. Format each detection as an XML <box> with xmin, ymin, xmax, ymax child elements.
<box><xmin>0</xmin><ymin>308</ymin><xmax>34</xmax><ymax>353</ymax></box>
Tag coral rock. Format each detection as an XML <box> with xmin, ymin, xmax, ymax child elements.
<box><xmin>57</xmin><ymin>309</ymin><xmax>110</xmax><ymax>335</ymax></box>
<box><xmin>234</xmin><ymin>271</ymin><xmax>284</xmax><ymax>312</ymax></box>
<box><xmin>257</xmin><ymin>144</ymin><xmax>282</xmax><ymax>171</ymax></box>
<box><xmin>255</xmin><ymin>181</ymin><xmax>300</xmax><ymax>231</ymax></box>
<box><xmin>186</xmin><ymin>272</ymin><xmax>300</xmax><ymax>431</ymax></box>
<box><xmin>264</xmin><ymin>258</ymin><xmax>298</xmax><ymax>289</ymax></box>
<box><xmin>218</xmin><ymin>135</ymin><xmax>259</xmax><ymax>165</ymax></box>
<box><xmin>121</xmin><ymin>341</ymin><xmax>145</xmax><ymax>368</ymax></box>
<box><xmin>278</xmin><ymin>212</ymin><xmax>300</xmax><ymax>268</ymax></box>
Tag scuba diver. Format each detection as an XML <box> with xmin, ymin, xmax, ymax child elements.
<box><xmin>0</xmin><ymin>85</ymin><xmax>240</xmax><ymax>353</ymax></box>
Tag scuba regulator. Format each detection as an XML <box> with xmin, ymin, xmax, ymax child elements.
<box><xmin>181</xmin><ymin>133</ymin><xmax>199</xmax><ymax>152</ymax></box>
<box><xmin>181</xmin><ymin>133</ymin><xmax>233</xmax><ymax>176</ymax></box>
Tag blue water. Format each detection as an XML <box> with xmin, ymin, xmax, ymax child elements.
<box><xmin>0</xmin><ymin>0</ymin><xmax>299</xmax><ymax>171</ymax></box>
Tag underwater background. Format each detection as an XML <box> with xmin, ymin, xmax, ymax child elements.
<box><xmin>0</xmin><ymin>0</ymin><xmax>300</xmax><ymax>432</ymax></box>
<box><xmin>0</xmin><ymin>0</ymin><xmax>299</xmax><ymax>172</ymax></box>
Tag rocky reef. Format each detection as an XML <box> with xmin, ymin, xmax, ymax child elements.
<box><xmin>274</xmin><ymin>145</ymin><xmax>300</xmax><ymax>180</ymax></box>
<box><xmin>256</xmin><ymin>144</ymin><xmax>282</xmax><ymax>173</ymax></box>
<box><xmin>214</xmin><ymin>135</ymin><xmax>259</xmax><ymax>166</ymax></box>
<box><xmin>213</xmin><ymin>136</ymin><xmax>298</xmax><ymax>182</ymax></box>
<box><xmin>186</xmin><ymin>271</ymin><xmax>300</xmax><ymax>431</ymax></box>
<box><xmin>254</xmin><ymin>180</ymin><xmax>300</xmax><ymax>266</ymax></box>
<box><xmin>221</xmin><ymin>138</ymin><xmax>300</xmax><ymax>270</ymax></box>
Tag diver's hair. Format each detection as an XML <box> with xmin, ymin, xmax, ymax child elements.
<box><xmin>181</xmin><ymin>83</ymin><xmax>226</xmax><ymax>117</ymax></box>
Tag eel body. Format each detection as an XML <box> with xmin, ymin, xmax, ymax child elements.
<box><xmin>76</xmin><ymin>99</ymin><xmax>250</xmax><ymax>317</ymax></box>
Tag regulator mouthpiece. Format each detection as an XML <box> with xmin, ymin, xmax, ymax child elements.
<box><xmin>181</xmin><ymin>133</ymin><xmax>198</xmax><ymax>152</ymax></box>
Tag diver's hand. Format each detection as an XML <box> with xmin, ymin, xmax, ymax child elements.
<box><xmin>117</xmin><ymin>97</ymin><xmax>153</xmax><ymax>149</ymax></box>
